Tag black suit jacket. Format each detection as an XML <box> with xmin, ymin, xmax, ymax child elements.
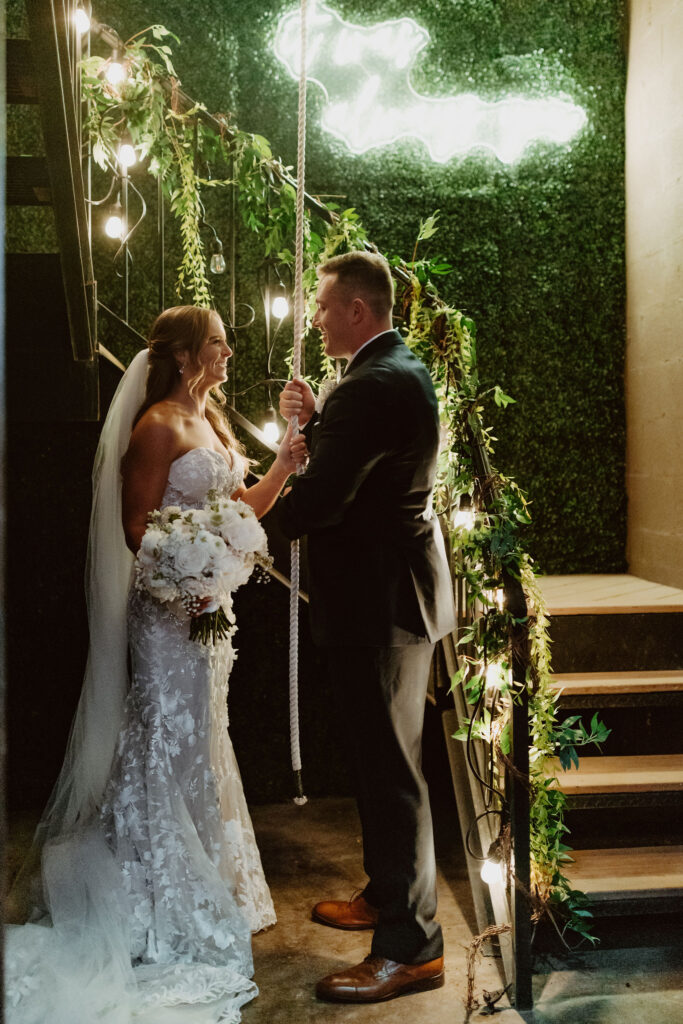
<box><xmin>276</xmin><ymin>330</ymin><xmax>456</xmax><ymax>647</ymax></box>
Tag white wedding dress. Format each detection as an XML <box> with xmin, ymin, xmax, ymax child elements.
<box><xmin>6</xmin><ymin>446</ymin><xmax>275</xmax><ymax>1024</ymax></box>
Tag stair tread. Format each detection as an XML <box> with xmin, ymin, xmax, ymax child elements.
<box><xmin>565</xmin><ymin>845</ymin><xmax>683</xmax><ymax>898</ymax></box>
<box><xmin>536</xmin><ymin>573</ymin><xmax>683</xmax><ymax>614</ymax></box>
<box><xmin>548</xmin><ymin>754</ymin><xmax>683</xmax><ymax>793</ymax></box>
<box><xmin>552</xmin><ymin>671</ymin><xmax>683</xmax><ymax>695</ymax></box>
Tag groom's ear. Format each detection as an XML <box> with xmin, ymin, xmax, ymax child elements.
<box><xmin>350</xmin><ymin>297</ymin><xmax>366</xmax><ymax>323</ymax></box>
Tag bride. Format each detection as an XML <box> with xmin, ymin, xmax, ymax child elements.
<box><xmin>6</xmin><ymin>305</ymin><xmax>304</xmax><ymax>1023</ymax></box>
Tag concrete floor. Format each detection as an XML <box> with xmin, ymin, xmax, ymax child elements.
<box><xmin>6</xmin><ymin>798</ymin><xmax>682</xmax><ymax>1023</ymax></box>
<box><xmin>245</xmin><ymin>797</ymin><xmax>683</xmax><ymax>1024</ymax></box>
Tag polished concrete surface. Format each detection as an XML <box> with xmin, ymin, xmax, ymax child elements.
<box><xmin>6</xmin><ymin>798</ymin><xmax>682</xmax><ymax>1022</ymax></box>
<box><xmin>246</xmin><ymin>797</ymin><xmax>683</xmax><ymax>1024</ymax></box>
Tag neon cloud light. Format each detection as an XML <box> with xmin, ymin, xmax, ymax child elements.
<box><xmin>273</xmin><ymin>3</ymin><xmax>587</xmax><ymax>164</ymax></box>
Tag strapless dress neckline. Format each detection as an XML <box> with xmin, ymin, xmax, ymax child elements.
<box><xmin>171</xmin><ymin>446</ymin><xmax>233</xmax><ymax>470</ymax></box>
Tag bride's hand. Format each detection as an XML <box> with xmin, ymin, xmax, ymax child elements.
<box><xmin>275</xmin><ymin>421</ymin><xmax>309</xmax><ymax>475</ymax></box>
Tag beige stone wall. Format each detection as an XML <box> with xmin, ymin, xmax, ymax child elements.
<box><xmin>625</xmin><ymin>0</ymin><xmax>683</xmax><ymax>587</ymax></box>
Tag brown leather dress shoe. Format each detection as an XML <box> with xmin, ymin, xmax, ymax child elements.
<box><xmin>316</xmin><ymin>954</ymin><xmax>445</xmax><ymax>1002</ymax></box>
<box><xmin>312</xmin><ymin>893</ymin><xmax>379</xmax><ymax>930</ymax></box>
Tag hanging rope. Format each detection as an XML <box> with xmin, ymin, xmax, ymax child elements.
<box><xmin>289</xmin><ymin>0</ymin><xmax>308</xmax><ymax>806</ymax></box>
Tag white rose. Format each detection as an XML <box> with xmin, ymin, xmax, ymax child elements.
<box><xmin>176</xmin><ymin>538</ymin><xmax>211</xmax><ymax>574</ymax></box>
<box><xmin>207</xmin><ymin>535</ymin><xmax>228</xmax><ymax>559</ymax></box>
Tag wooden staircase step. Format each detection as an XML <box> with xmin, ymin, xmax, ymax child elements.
<box><xmin>548</xmin><ymin>754</ymin><xmax>683</xmax><ymax>794</ymax></box>
<box><xmin>564</xmin><ymin>846</ymin><xmax>683</xmax><ymax>905</ymax></box>
<box><xmin>552</xmin><ymin>671</ymin><xmax>683</xmax><ymax>696</ymax></box>
<box><xmin>536</xmin><ymin>574</ymin><xmax>683</xmax><ymax>615</ymax></box>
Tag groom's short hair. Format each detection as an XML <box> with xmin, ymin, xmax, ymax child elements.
<box><xmin>319</xmin><ymin>251</ymin><xmax>394</xmax><ymax>319</ymax></box>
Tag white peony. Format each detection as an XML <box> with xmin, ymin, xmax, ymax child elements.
<box><xmin>140</xmin><ymin>529</ymin><xmax>164</xmax><ymax>557</ymax></box>
<box><xmin>220</xmin><ymin>514</ymin><xmax>267</xmax><ymax>554</ymax></box>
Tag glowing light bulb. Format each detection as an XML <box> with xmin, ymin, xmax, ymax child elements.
<box><xmin>104</xmin><ymin>214</ymin><xmax>124</xmax><ymax>239</ymax></box>
<box><xmin>74</xmin><ymin>7</ymin><xmax>90</xmax><ymax>34</ymax></box>
<box><xmin>210</xmin><ymin>252</ymin><xmax>226</xmax><ymax>274</ymax></box>
<box><xmin>485</xmin><ymin>662</ymin><xmax>507</xmax><ymax>692</ymax></box>
<box><xmin>480</xmin><ymin>858</ymin><xmax>503</xmax><ymax>886</ymax></box>
<box><xmin>105</xmin><ymin>61</ymin><xmax>126</xmax><ymax>86</ymax></box>
<box><xmin>271</xmin><ymin>294</ymin><xmax>289</xmax><ymax>319</ymax></box>
<box><xmin>118</xmin><ymin>143</ymin><xmax>136</xmax><ymax>170</ymax></box>
<box><xmin>453</xmin><ymin>508</ymin><xmax>475</xmax><ymax>531</ymax></box>
<box><xmin>263</xmin><ymin>419</ymin><xmax>280</xmax><ymax>444</ymax></box>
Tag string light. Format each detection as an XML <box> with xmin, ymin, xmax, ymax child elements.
<box><xmin>210</xmin><ymin>240</ymin><xmax>226</xmax><ymax>275</ymax></box>
<box><xmin>104</xmin><ymin>199</ymin><xmax>124</xmax><ymax>239</ymax></box>
<box><xmin>262</xmin><ymin>407</ymin><xmax>280</xmax><ymax>444</ymax></box>
<box><xmin>117</xmin><ymin>143</ymin><xmax>137</xmax><ymax>170</ymax></box>
<box><xmin>74</xmin><ymin>7</ymin><xmax>90</xmax><ymax>34</ymax></box>
<box><xmin>480</xmin><ymin>857</ymin><xmax>503</xmax><ymax>885</ymax></box>
<box><xmin>271</xmin><ymin>293</ymin><xmax>290</xmax><ymax>319</ymax></box>
<box><xmin>105</xmin><ymin>54</ymin><xmax>126</xmax><ymax>86</ymax></box>
<box><xmin>484</xmin><ymin>662</ymin><xmax>509</xmax><ymax>692</ymax></box>
<box><xmin>453</xmin><ymin>507</ymin><xmax>475</xmax><ymax>531</ymax></box>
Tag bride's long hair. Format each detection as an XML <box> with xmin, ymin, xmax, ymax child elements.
<box><xmin>134</xmin><ymin>305</ymin><xmax>244</xmax><ymax>456</ymax></box>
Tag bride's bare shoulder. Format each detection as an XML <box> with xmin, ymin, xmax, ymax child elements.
<box><xmin>124</xmin><ymin>404</ymin><xmax>181</xmax><ymax>470</ymax></box>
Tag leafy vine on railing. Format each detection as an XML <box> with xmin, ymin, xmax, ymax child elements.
<box><xmin>81</xmin><ymin>24</ymin><xmax>607</xmax><ymax>944</ymax></box>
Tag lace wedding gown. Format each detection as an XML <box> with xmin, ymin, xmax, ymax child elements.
<box><xmin>6</xmin><ymin>447</ymin><xmax>275</xmax><ymax>1024</ymax></box>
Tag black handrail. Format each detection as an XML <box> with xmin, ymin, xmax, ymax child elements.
<box><xmin>26</xmin><ymin>0</ymin><xmax>96</xmax><ymax>362</ymax></box>
<box><xmin>466</xmin><ymin>422</ymin><xmax>532</xmax><ymax>1009</ymax></box>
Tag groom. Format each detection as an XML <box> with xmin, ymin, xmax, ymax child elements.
<box><xmin>276</xmin><ymin>251</ymin><xmax>456</xmax><ymax>1002</ymax></box>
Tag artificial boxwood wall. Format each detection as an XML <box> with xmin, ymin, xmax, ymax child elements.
<box><xmin>12</xmin><ymin>0</ymin><xmax>628</xmax><ymax>573</ymax></box>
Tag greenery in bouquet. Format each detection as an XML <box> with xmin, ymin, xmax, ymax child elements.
<box><xmin>135</xmin><ymin>492</ymin><xmax>270</xmax><ymax>644</ymax></box>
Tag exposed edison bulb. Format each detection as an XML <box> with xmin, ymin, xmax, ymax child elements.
<box><xmin>105</xmin><ymin>214</ymin><xmax>124</xmax><ymax>239</ymax></box>
<box><xmin>453</xmin><ymin>508</ymin><xmax>475</xmax><ymax>531</ymax></box>
<box><xmin>105</xmin><ymin>60</ymin><xmax>126</xmax><ymax>86</ymax></box>
<box><xmin>74</xmin><ymin>7</ymin><xmax>90</xmax><ymax>34</ymax></box>
<box><xmin>485</xmin><ymin>662</ymin><xmax>508</xmax><ymax>692</ymax></box>
<box><xmin>480</xmin><ymin>858</ymin><xmax>503</xmax><ymax>886</ymax></box>
<box><xmin>210</xmin><ymin>252</ymin><xmax>226</xmax><ymax>275</ymax></box>
<box><xmin>263</xmin><ymin>419</ymin><xmax>280</xmax><ymax>444</ymax></box>
<box><xmin>118</xmin><ymin>143</ymin><xmax>137</xmax><ymax>170</ymax></box>
<box><xmin>271</xmin><ymin>294</ymin><xmax>289</xmax><ymax>319</ymax></box>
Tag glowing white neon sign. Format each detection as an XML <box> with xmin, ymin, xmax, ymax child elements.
<box><xmin>274</xmin><ymin>3</ymin><xmax>587</xmax><ymax>164</ymax></box>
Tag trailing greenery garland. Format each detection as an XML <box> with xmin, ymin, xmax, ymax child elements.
<box><xmin>81</xmin><ymin>24</ymin><xmax>609</xmax><ymax>944</ymax></box>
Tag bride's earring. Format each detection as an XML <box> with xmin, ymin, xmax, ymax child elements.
<box><xmin>178</xmin><ymin>365</ymin><xmax>184</xmax><ymax>375</ymax></box>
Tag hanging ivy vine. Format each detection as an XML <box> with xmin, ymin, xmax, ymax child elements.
<box><xmin>81</xmin><ymin>24</ymin><xmax>608</xmax><ymax>945</ymax></box>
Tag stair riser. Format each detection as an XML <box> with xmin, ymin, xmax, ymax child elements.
<box><xmin>556</xmin><ymin>704</ymin><xmax>683</xmax><ymax>757</ymax></box>
<box><xmin>564</xmin><ymin>806</ymin><xmax>683</xmax><ymax>850</ymax></box>
<box><xmin>549</xmin><ymin>613</ymin><xmax>683</xmax><ymax>672</ymax></box>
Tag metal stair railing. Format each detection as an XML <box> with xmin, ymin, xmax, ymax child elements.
<box><xmin>25</xmin><ymin>0</ymin><xmax>96</xmax><ymax>363</ymax></box>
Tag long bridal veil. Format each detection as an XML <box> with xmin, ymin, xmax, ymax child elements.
<box><xmin>6</xmin><ymin>348</ymin><xmax>258</xmax><ymax>1023</ymax></box>
<box><xmin>9</xmin><ymin>349</ymin><xmax>149</xmax><ymax>920</ymax></box>
<box><xmin>5</xmin><ymin>352</ymin><xmax>151</xmax><ymax>1022</ymax></box>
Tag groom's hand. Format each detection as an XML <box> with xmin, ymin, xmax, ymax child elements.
<box><xmin>279</xmin><ymin>379</ymin><xmax>315</xmax><ymax>427</ymax></box>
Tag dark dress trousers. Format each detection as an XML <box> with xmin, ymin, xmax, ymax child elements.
<box><xmin>276</xmin><ymin>330</ymin><xmax>456</xmax><ymax>964</ymax></box>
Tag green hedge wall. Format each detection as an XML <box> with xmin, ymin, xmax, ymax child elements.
<box><xmin>10</xmin><ymin>0</ymin><xmax>628</xmax><ymax>572</ymax></box>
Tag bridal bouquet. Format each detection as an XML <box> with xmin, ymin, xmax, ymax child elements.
<box><xmin>135</xmin><ymin>491</ymin><xmax>270</xmax><ymax>644</ymax></box>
